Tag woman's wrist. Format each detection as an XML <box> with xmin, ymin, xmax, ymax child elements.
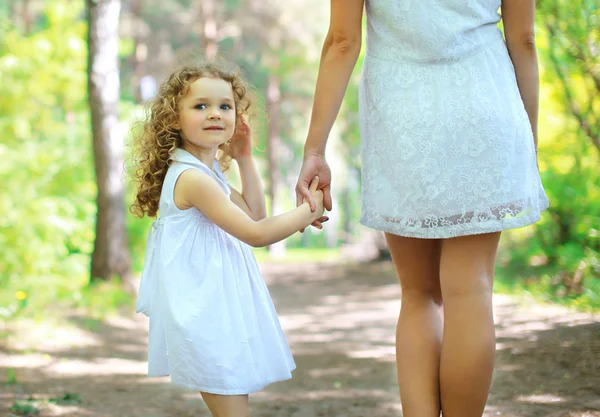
<box><xmin>303</xmin><ymin>144</ymin><xmax>326</xmax><ymax>158</ymax></box>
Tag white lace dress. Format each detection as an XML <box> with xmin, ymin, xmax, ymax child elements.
<box><xmin>358</xmin><ymin>0</ymin><xmax>549</xmax><ymax>238</ymax></box>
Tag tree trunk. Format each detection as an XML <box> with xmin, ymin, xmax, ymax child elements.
<box><xmin>87</xmin><ymin>0</ymin><xmax>133</xmax><ymax>288</ymax></box>
<box><xmin>266</xmin><ymin>74</ymin><xmax>286</xmax><ymax>256</ymax></box>
<box><xmin>131</xmin><ymin>0</ymin><xmax>147</xmax><ymax>103</ymax></box>
<box><xmin>341</xmin><ymin>186</ymin><xmax>352</xmax><ymax>243</ymax></box>
<box><xmin>22</xmin><ymin>0</ymin><xmax>32</xmax><ymax>35</ymax></box>
<box><xmin>199</xmin><ymin>0</ymin><xmax>218</xmax><ymax>61</ymax></box>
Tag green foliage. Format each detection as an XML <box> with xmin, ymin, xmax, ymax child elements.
<box><xmin>519</xmin><ymin>0</ymin><xmax>600</xmax><ymax>304</ymax></box>
<box><xmin>0</xmin><ymin>2</ymin><xmax>96</xmax><ymax>305</ymax></box>
<box><xmin>76</xmin><ymin>279</ymin><xmax>135</xmax><ymax>317</ymax></box>
<box><xmin>1</xmin><ymin>0</ymin><xmax>598</xmax><ymax>319</ymax></box>
<box><xmin>48</xmin><ymin>392</ymin><xmax>83</xmax><ymax>406</ymax></box>
<box><xmin>10</xmin><ymin>397</ymin><xmax>40</xmax><ymax>416</ymax></box>
<box><xmin>8</xmin><ymin>393</ymin><xmax>82</xmax><ymax>417</ymax></box>
<box><xmin>0</xmin><ymin>1</ymin><xmax>141</xmax><ymax>318</ymax></box>
<box><xmin>4</xmin><ymin>368</ymin><xmax>18</xmax><ymax>386</ymax></box>
<box><xmin>493</xmin><ymin>2</ymin><xmax>600</xmax><ymax>310</ymax></box>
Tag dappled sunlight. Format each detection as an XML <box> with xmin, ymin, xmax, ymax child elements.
<box><xmin>1</xmin><ymin>352</ymin><xmax>56</xmax><ymax>369</ymax></box>
<box><xmin>1</xmin><ymin>0</ymin><xmax>597</xmax><ymax>415</ymax></box>
<box><xmin>308</xmin><ymin>365</ymin><xmax>361</xmax><ymax>378</ymax></box>
<box><xmin>275</xmin><ymin>261</ymin><xmax>399</xmax><ymax>365</ymax></box>
<box><xmin>516</xmin><ymin>394</ymin><xmax>567</xmax><ymax>404</ymax></box>
<box><xmin>347</xmin><ymin>345</ymin><xmax>396</xmax><ymax>360</ymax></box>
<box><xmin>5</xmin><ymin>318</ymin><xmax>102</xmax><ymax>353</ymax></box>
<box><xmin>256</xmin><ymin>388</ymin><xmax>394</xmax><ymax>401</ymax></box>
<box><xmin>495</xmin><ymin>363</ymin><xmax>522</xmax><ymax>372</ymax></box>
<box><xmin>47</xmin><ymin>357</ymin><xmax>146</xmax><ymax>376</ymax></box>
<box><xmin>2</xmin><ymin>261</ymin><xmax>599</xmax><ymax>416</ymax></box>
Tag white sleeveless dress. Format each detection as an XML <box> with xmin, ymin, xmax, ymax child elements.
<box><xmin>136</xmin><ymin>148</ymin><xmax>295</xmax><ymax>395</ymax></box>
<box><xmin>358</xmin><ymin>0</ymin><xmax>549</xmax><ymax>238</ymax></box>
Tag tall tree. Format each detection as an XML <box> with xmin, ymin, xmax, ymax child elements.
<box><xmin>87</xmin><ymin>0</ymin><xmax>133</xmax><ymax>287</ymax></box>
<box><xmin>131</xmin><ymin>0</ymin><xmax>147</xmax><ymax>103</ymax></box>
<box><xmin>266</xmin><ymin>70</ymin><xmax>285</xmax><ymax>255</ymax></box>
<box><xmin>530</xmin><ymin>1</ymin><xmax>599</xmax><ymax>291</ymax></box>
<box><xmin>22</xmin><ymin>0</ymin><xmax>32</xmax><ymax>35</ymax></box>
<box><xmin>538</xmin><ymin>0</ymin><xmax>599</xmax><ymax>154</ymax></box>
<box><xmin>199</xmin><ymin>0</ymin><xmax>219</xmax><ymax>61</ymax></box>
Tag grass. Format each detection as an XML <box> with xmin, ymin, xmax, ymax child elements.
<box><xmin>495</xmin><ymin>264</ymin><xmax>600</xmax><ymax>312</ymax></box>
<box><xmin>1</xmin><ymin>248</ymin><xmax>340</xmax><ymax>324</ymax></box>
<box><xmin>48</xmin><ymin>393</ymin><xmax>82</xmax><ymax>406</ymax></box>
<box><xmin>10</xmin><ymin>397</ymin><xmax>39</xmax><ymax>416</ymax></box>
<box><xmin>3</xmin><ymin>239</ymin><xmax>596</xmax><ymax>327</ymax></box>
<box><xmin>7</xmin><ymin>393</ymin><xmax>82</xmax><ymax>417</ymax></box>
<box><xmin>4</xmin><ymin>368</ymin><xmax>17</xmax><ymax>386</ymax></box>
<box><xmin>0</xmin><ymin>277</ymin><xmax>134</xmax><ymax>322</ymax></box>
<box><xmin>494</xmin><ymin>231</ymin><xmax>600</xmax><ymax>312</ymax></box>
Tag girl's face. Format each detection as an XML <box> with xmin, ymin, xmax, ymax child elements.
<box><xmin>174</xmin><ymin>77</ymin><xmax>236</xmax><ymax>153</ymax></box>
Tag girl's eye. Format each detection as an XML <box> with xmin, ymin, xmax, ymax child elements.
<box><xmin>220</xmin><ymin>104</ymin><xmax>232</xmax><ymax>110</ymax></box>
<box><xmin>194</xmin><ymin>104</ymin><xmax>207</xmax><ymax>110</ymax></box>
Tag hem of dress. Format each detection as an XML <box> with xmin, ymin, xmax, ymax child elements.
<box><xmin>157</xmin><ymin>367</ymin><xmax>295</xmax><ymax>395</ymax></box>
<box><xmin>359</xmin><ymin>202</ymin><xmax>549</xmax><ymax>239</ymax></box>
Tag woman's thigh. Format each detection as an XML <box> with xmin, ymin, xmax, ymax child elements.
<box><xmin>439</xmin><ymin>232</ymin><xmax>501</xmax><ymax>297</ymax></box>
<box><xmin>385</xmin><ymin>233</ymin><xmax>442</xmax><ymax>303</ymax></box>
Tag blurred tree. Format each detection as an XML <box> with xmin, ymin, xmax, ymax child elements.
<box><xmin>87</xmin><ymin>0</ymin><xmax>133</xmax><ymax>287</ymax></box>
<box><xmin>539</xmin><ymin>0</ymin><xmax>599</xmax><ymax>153</ymax></box>
<box><xmin>22</xmin><ymin>0</ymin><xmax>32</xmax><ymax>35</ymax></box>
<box><xmin>0</xmin><ymin>1</ymin><xmax>98</xmax><ymax>304</ymax></box>
<box><xmin>529</xmin><ymin>0</ymin><xmax>600</xmax><ymax>293</ymax></box>
<box><xmin>131</xmin><ymin>0</ymin><xmax>146</xmax><ymax>102</ymax></box>
<box><xmin>198</xmin><ymin>0</ymin><xmax>219</xmax><ymax>61</ymax></box>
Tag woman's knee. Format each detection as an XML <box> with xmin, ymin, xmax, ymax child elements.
<box><xmin>401</xmin><ymin>286</ymin><xmax>443</xmax><ymax>307</ymax></box>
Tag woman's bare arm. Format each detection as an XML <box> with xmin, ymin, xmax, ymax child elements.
<box><xmin>502</xmin><ymin>0</ymin><xmax>539</xmax><ymax>150</ymax></box>
<box><xmin>304</xmin><ymin>0</ymin><xmax>365</xmax><ymax>156</ymax></box>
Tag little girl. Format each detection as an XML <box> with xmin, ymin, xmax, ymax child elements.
<box><xmin>130</xmin><ymin>63</ymin><xmax>327</xmax><ymax>416</ymax></box>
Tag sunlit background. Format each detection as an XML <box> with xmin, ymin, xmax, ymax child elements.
<box><xmin>0</xmin><ymin>1</ymin><xmax>598</xmax><ymax>416</ymax></box>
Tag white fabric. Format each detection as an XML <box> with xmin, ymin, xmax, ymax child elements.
<box><xmin>136</xmin><ymin>148</ymin><xmax>295</xmax><ymax>394</ymax></box>
<box><xmin>358</xmin><ymin>0</ymin><xmax>549</xmax><ymax>238</ymax></box>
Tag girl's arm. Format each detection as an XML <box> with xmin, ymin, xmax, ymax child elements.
<box><xmin>501</xmin><ymin>0</ymin><xmax>539</xmax><ymax>150</ymax></box>
<box><xmin>175</xmin><ymin>169</ymin><xmax>324</xmax><ymax>248</ymax></box>
<box><xmin>230</xmin><ymin>156</ymin><xmax>267</xmax><ymax>221</ymax></box>
<box><xmin>229</xmin><ymin>120</ymin><xmax>267</xmax><ymax>220</ymax></box>
<box><xmin>304</xmin><ymin>0</ymin><xmax>365</xmax><ymax>156</ymax></box>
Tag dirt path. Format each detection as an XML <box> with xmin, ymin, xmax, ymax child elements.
<box><xmin>2</xmin><ymin>260</ymin><xmax>599</xmax><ymax>417</ymax></box>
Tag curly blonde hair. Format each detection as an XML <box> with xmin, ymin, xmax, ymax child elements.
<box><xmin>130</xmin><ymin>64</ymin><xmax>252</xmax><ymax>218</ymax></box>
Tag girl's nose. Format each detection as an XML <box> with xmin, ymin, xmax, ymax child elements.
<box><xmin>208</xmin><ymin>109</ymin><xmax>221</xmax><ymax>119</ymax></box>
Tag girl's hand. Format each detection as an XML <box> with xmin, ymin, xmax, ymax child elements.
<box><xmin>230</xmin><ymin>119</ymin><xmax>253</xmax><ymax>161</ymax></box>
<box><xmin>304</xmin><ymin>177</ymin><xmax>329</xmax><ymax>228</ymax></box>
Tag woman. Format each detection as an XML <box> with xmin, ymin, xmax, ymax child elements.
<box><xmin>295</xmin><ymin>1</ymin><xmax>548</xmax><ymax>416</ymax></box>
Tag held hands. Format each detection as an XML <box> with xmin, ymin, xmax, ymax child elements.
<box><xmin>230</xmin><ymin>119</ymin><xmax>253</xmax><ymax>161</ymax></box>
<box><xmin>305</xmin><ymin>176</ymin><xmax>326</xmax><ymax>225</ymax></box>
<box><xmin>295</xmin><ymin>153</ymin><xmax>332</xmax><ymax>231</ymax></box>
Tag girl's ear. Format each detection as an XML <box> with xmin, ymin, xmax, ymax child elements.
<box><xmin>172</xmin><ymin>119</ymin><xmax>181</xmax><ymax>130</ymax></box>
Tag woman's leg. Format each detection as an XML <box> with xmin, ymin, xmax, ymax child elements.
<box><xmin>200</xmin><ymin>392</ymin><xmax>249</xmax><ymax>417</ymax></box>
<box><xmin>385</xmin><ymin>233</ymin><xmax>443</xmax><ymax>417</ymax></box>
<box><xmin>439</xmin><ymin>232</ymin><xmax>501</xmax><ymax>417</ymax></box>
